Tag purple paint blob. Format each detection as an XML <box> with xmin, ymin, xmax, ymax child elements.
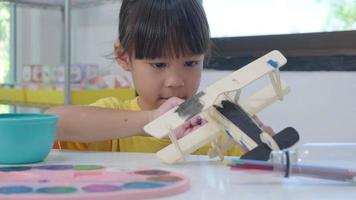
<box><xmin>196</xmin><ymin>117</ymin><xmax>203</xmax><ymax>125</ymax></box>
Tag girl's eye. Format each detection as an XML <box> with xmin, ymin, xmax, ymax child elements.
<box><xmin>150</xmin><ymin>63</ymin><xmax>167</xmax><ymax>69</ymax></box>
<box><xmin>184</xmin><ymin>60</ymin><xmax>199</xmax><ymax>67</ymax></box>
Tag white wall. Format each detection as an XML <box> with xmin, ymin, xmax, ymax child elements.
<box><xmin>16</xmin><ymin>1</ymin><xmax>127</xmax><ymax>78</ymax></box>
<box><xmin>71</xmin><ymin>3</ymin><xmax>120</xmax><ymax>67</ymax></box>
<box><xmin>201</xmin><ymin>70</ymin><xmax>356</xmax><ymax>144</ymax></box>
<box><xmin>16</xmin><ymin>7</ymin><xmax>62</xmax><ymax>75</ymax></box>
<box><xmin>15</xmin><ymin>6</ymin><xmax>63</xmax><ymax>113</ymax></box>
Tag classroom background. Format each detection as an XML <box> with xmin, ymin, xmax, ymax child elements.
<box><xmin>0</xmin><ymin>0</ymin><xmax>355</xmax><ymax>145</ymax></box>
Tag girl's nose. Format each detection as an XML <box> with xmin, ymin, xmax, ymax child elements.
<box><xmin>164</xmin><ymin>73</ymin><xmax>185</xmax><ymax>88</ymax></box>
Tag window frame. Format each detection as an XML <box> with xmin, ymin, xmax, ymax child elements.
<box><xmin>208</xmin><ymin>31</ymin><xmax>356</xmax><ymax>71</ymax></box>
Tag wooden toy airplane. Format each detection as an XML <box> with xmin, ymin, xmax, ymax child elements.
<box><xmin>144</xmin><ymin>50</ymin><xmax>300</xmax><ymax>164</ymax></box>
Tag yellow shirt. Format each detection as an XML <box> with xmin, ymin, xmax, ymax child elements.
<box><xmin>59</xmin><ymin>97</ymin><xmax>243</xmax><ymax>156</ymax></box>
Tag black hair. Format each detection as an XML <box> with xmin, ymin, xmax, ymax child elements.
<box><xmin>119</xmin><ymin>0</ymin><xmax>210</xmax><ymax>59</ymax></box>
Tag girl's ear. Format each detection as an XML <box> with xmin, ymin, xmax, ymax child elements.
<box><xmin>114</xmin><ymin>42</ymin><xmax>132</xmax><ymax>71</ymax></box>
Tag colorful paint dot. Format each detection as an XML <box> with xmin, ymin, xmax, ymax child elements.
<box><xmin>73</xmin><ymin>165</ymin><xmax>104</xmax><ymax>171</ymax></box>
<box><xmin>196</xmin><ymin>117</ymin><xmax>203</xmax><ymax>125</ymax></box>
<box><xmin>147</xmin><ymin>175</ymin><xmax>183</xmax><ymax>182</ymax></box>
<box><xmin>0</xmin><ymin>166</ymin><xmax>32</xmax><ymax>172</ymax></box>
<box><xmin>267</xmin><ymin>59</ymin><xmax>278</xmax><ymax>68</ymax></box>
<box><xmin>34</xmin><ymin>165</ymin><xmax>73</xmax><ymax>170</ymax></box>
<box><xmin>0</xmin><ymin>186</ymin><xmax>33</xmax><ymax>194</ymax></box>
<box><xmin>123</xmin><ymin>181</ymin><xmax>165</xmax><ymax>189</ymax></box>
<box><xmin>134</xmin><ymin>170</ymin><xmax>170</xmax><ymax>176</ymax></box>
<box><xmin>82</xmin><ymin>184</ymin><xmax>122</xmax><ymax>193</ymax></box>
<box><xmin>36</xmin><ymin>186</ymin><xmax>77</xmax><ymax>194</ymax></box>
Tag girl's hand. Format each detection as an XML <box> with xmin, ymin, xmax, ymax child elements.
<box><xmin>173</xmin><ymin>116</ymin><xmax>206</xmax><ymax>138</ymax></box>
<box><xmin>149</xmin><ymin>97</ymin><xmax>184</xmax><ymax>121</ymax></box>
<box><xmin>148</xmin><ymin>97</ymin><xmax>206</xmax><ymax>139</ymax></box>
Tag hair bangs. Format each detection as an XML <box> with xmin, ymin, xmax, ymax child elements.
<box><xmin>121</xmin><ymin>0</ymin><xmax>210</xmax><ymax>59</ymax></box>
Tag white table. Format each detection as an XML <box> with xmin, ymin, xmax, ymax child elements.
<box><xmin>17</xmin><ymin>150</ymin><xmax>350</xmax><ymax>200</ymax></box>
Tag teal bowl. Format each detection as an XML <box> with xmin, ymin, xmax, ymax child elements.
<box><xmin>0</xmin><ymin>113</ymin><xmax>58</xmax><ymax>164</ymax></box>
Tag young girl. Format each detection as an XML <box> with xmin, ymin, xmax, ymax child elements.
<box><xmin>47</xmin><ymin>0</ymin><xmax>269</xmax><ymax>155</ymax></box>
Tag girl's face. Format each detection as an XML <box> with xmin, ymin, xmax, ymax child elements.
<box><xmin>130</xmin><ymin>54</ymin><xmax>204</xmax><ymax>110</ymax></box>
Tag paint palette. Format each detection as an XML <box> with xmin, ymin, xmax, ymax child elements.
<box><xmin>0</xmin><ymin>164</ymin><xmax>189</xmax><ymax>200</ymax></box>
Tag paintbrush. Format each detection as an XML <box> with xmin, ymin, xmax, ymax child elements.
<box><xmin>229</xmin><ymin>159</ymin><xmax>356</xmax><ymax>183</ymax></box>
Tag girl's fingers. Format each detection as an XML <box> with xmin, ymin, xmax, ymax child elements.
<box><xmin>152</xmin><ymin>97</ymin><xmax>184</xmax><ymax>120</ymax></box>
<box><xmin>252</xmin><ymin>115</ymin><xmax>275</xmax><ymax>135</ymax></box>
<box><xmin>160</xmin><ymin>97</ymin><xmax>184</xmax><ymax>112</ymax></box>
<box><xmin>182</xmin><ymin>119</ymin><xmax>206</xmax><ymax>136</ymax></box>
<box><xmin>185</xmin><ymin>124</ymin><xmax>202</xmax><ymax>135</ymax></box>
<box><xmin>172</xmin><ymin>117</ymin><xmax>207</xmax><ymax>138</ymax></box>
<box><xmin>167</xmin><ymin>97</ymin><xmax>185</xmax><ymax>107</ymax></box>
<box><xmin>190</xmin><ymin>116</ymin><xmax>206</xmax><ymax>126</ymax></box>
<box><xmin>183</xmin><ymin>127</ymin><xmax>192</xmax><ymax>136</ymax></box>
<box><xmin>262</xmin><ymin>125</ymin><xmax>275</xmax><ymax>136</ymax></box>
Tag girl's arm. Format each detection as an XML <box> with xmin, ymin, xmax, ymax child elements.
<box><xmin>46</xmin><ymin>97</ymin><xmax>184</xmax><ymax>142</ymax></box>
